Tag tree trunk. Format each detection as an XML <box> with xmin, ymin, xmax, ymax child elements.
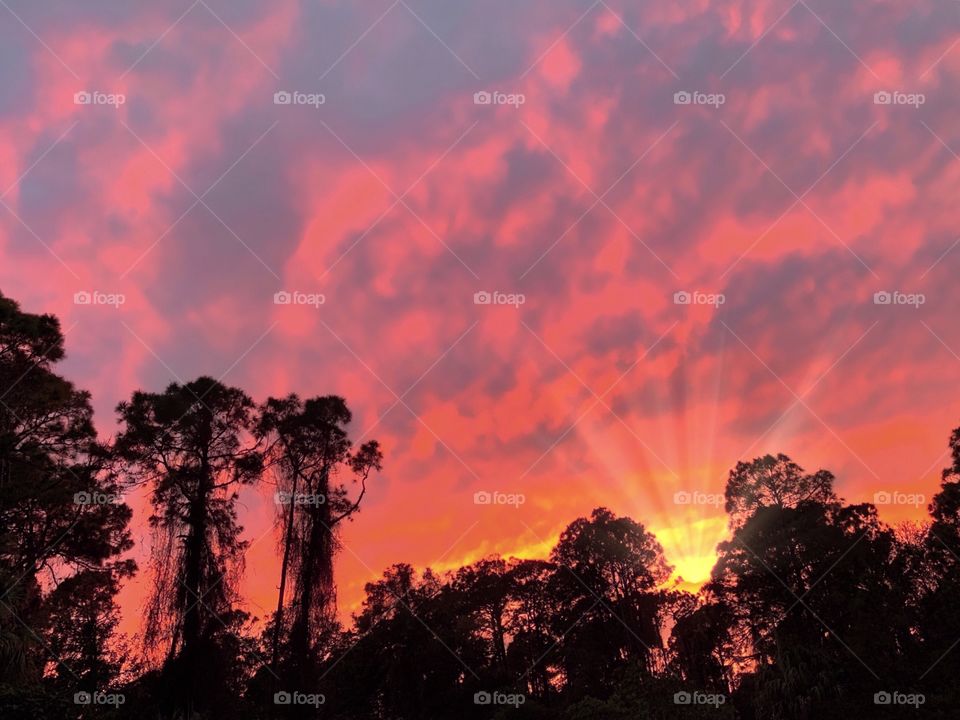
<box><xmin>271</xmin><ymin>468</ymin><xmax>299</xmax><ymax>675</ymax></box>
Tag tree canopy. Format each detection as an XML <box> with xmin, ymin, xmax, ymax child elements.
<box><xmin>0</xmin><ymin>290</ymin><xmax>954</xmax><ymax>719</ymax></box>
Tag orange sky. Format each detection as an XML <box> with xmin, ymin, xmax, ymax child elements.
<box><xmin>1</xmin><ymin>0</ymin><xmax>959</xmax><ymax>640</ymax></box>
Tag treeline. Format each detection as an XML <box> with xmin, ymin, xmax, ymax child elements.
<box><xmin>1</xmin><ymin>289</ymin><xmax>958</xmax><ymax>719</ymax></box>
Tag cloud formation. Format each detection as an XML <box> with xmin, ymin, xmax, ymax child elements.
<box><xmin>2</xmin><ymin>0</ymin><xmax>959</xmax><ymax>629</ymax></box>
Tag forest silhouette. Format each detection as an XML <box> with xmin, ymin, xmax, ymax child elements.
<box><xmin>1</xmin><ymin>289</ymin><xmax>957</xmax><ymax>719</ymax></box>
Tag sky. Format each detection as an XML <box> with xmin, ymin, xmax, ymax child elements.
<box><xmin>1</xmin><ymin>0</ymin><xmax>959</xmax><ymax>639</ymax></box>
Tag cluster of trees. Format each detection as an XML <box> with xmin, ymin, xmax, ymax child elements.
<box><xmin>0</xmin><ymin>292</ymin><xmax>379</xmax><ymax>718</ymax></box>
<box><xmin>1</xmin><ymin>289</ymin><xmax>959</xmax><ymax>719</ymax></box>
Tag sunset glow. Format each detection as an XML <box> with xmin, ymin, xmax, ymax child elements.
<box><xmin>2</xmin><ymin>0</ymin><xmax>957</xmax><ymax>665</ymax></box>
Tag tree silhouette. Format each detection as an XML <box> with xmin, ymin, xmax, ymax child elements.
<box><xmin>42</xmin><ymin>565</ymin><xmax>135</xmax><ymax>692</ymax></box>
<box><xmin>709</xmin><ymin>456</ymin><xmax>916</xmax><ymax>718</ymax></box>
<box><xmin>114</xmin><ymin>377</ymin><xmax>262</xmax><ymax>716</ymax></box>
<box><xmin>549</xmin><ymin>507</ymin><xmax>672</xmax><ymax>696</ymax></box>
<box><xmin>0</xmin><ymin>292</ymin><xmax>132</xmax><ymax>697</ymax></box>
<box><xmin>256</xmin><ymin>394</ymin><xmax>381</xmax><ymax>689</ymax></box>
<box><xmin>503</xmin><ymin>558</ymin><xmax>557</xmax><ymax>699</ymax></box>
<box><xmin>325</xmin><ymin>563</ymin><xmax>484</xmax><ymax>720</ymax></box>
<box><xmin>4</xmin><ymin>290</ymin><xmax>959</xmax><ymax>719</ymax></box>
<box><xmin>914</xmin><ymin>425</ymin><xmax>960</xmax><ymax>714</ymax></box>
<box><xmin>723</xmin><ymin>453</ymin><xmax>837</xmax><ymax>529</ymax></box>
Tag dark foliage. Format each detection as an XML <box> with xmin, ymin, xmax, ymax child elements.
<box><xmin>0</xmin><ymin>291</ymin><xmax>956</xmax><ymax>719</ymax></box>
